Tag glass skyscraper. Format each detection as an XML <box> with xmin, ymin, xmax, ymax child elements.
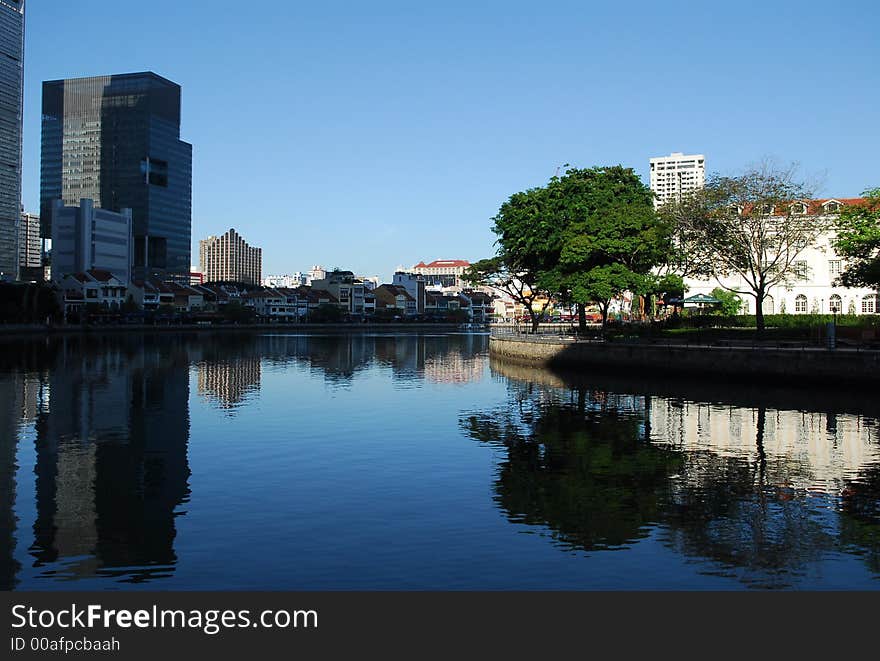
<box><xmin>0</xmin><ymin>1</ymin><xmax>24</xmax><ymax>279</ymax></box>
<box><xmin>40</xmin><ymin>72</ymin><xmax>192</xmax><ymax>281</ymax></box>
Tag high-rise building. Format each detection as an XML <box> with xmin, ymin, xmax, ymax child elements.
<box><xmin>0</xmin><ymin>1</ymin><xmax>25</xmax><ymax>280</ymax></box>
<box><xmin>199</xmin><ymin>229</ymin><xmax>262</xmax><ymax>285</ymax></box>
<box><xmin>649</xmin><ymin>152</ymin><xmax>705</xmax><ymax>209</ymax></box>
<box><xmin>50</xmin><ymin>199</ymin><xmax>132</xmax><ymax>283</ymax></box>
<box><xmin>18</xmin><ymin>209</ymin><xmax>40</xmax><ymax>271</ymax></box>
<box><xmin>40</xmin><ymin>72</ymin><xmax>192</xmax><ymax>281</ymax></box>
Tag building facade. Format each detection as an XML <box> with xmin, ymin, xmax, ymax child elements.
<box><xmin>411</xmin><ymin>259</ymin><xmax>471</xmax><ymax>289</ymax></box>
<box><xmin>0</xmin><ymin>0</ymin><xmax>24</xmax><ymax>279</ymax></box>
<box><xmin>40</xmin><ymin>72</ymin><xmax>192</xmax><ymax>281</ymax></box>
<box><xmin>18</xmin><ymin>209</ymin><xmax>40</xmax><ymax>273</ymax></box>
<box><xmin>199</xmin><ymin>229</ymin><xmax>262</xmax><ymax>285</ymax></box>
<box><xmin>264</xmin><ymin>273</ymin><xmax>308</xmax><ymax>288</ymax></box>
<box><xmin>649</xmin><ymin>152</ymin><xmax>705</xmax><ymax>209</ymax></box>
<box><xmin>50</xmin><ymin>199</ymin><xmax>132</xmax><ymax>283</ymax></box>
<box><xmin>684</xmin><ymin>199</ymin><xmax>880</xmax><ymax>316</ymax></box>
<box><xmin>392</xmin><ymin>271</ymin><xmax>426</xmax><ymax>314</ymax></box>
<box><xmin>310</xmin><ymin>270</ymin><xmax>367</xmax><ymax>315</ymax></box>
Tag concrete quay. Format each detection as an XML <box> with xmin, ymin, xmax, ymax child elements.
<box><xmin>489</xmin><ymin>333</ymin><xmax>880</xmax><ymax>386</ymax></box>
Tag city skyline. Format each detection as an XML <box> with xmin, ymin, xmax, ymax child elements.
<box><xmin>18</xmin><ymin>1</ymin><xmax>880</xmax><ymax>277</ymax></box>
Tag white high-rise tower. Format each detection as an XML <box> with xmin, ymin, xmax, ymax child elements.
<box><xmin>649</xmin><ymin>152</ymin><xmax>705</xmax><ymax>209</ymax></box>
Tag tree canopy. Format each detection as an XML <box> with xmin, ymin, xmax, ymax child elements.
<box><xmin>834</xmin><ymin>188</ymin><xmax>880</xmax><ymax>289</ymax></box>
<box><xmin>467</xmin><ymin>165</ymin><xmax>672</xmax><ymax>330</ymax></box>
<box><xmin>659</xmin><ymin>163</ymin><xmax>831</xmax><ymax>333</ymax></box>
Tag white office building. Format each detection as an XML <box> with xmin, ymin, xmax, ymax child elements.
<box><xmin>650</xmin><ymin>152</ymin><xmax>706</xmax><ymax>209</ymax></box>
<box><xmin>50</xmin><ymin>199</ymin><xmax>132</xmax><ymax>283</ymax></box>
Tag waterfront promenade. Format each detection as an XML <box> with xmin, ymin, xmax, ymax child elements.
<box><xmin>489</xmin><ymin>331</ymin><xmax>880</xmax><ymax>385</ymax></box>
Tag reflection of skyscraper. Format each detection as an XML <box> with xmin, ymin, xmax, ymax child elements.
<box><xmin>424</xmin><ymin>351</ymin><xmax>484</xmax><ymax>384</ymax></box>
<box><xmin>197</xmin><ymin>356</ymin><xmax>261</xmax><ymax>411</ymax></box>
<box><xmin>31</xmin><ymin>336</ymin><xmax>191</xmax><ymax>583</ymax></box>
<box><xmin>0</xmin><ymin>372</ymin><xmax>23</xmax><ymax>589</ymax></box>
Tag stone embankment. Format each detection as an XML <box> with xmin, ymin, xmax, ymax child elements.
<box><xmin>489</xmin><ymin>333</ymin><xmax>880</xmax><ymax>385</ymax></box>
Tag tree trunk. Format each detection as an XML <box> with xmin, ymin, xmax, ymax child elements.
<box><xmin>578</xmin><ymin>303</ymin><xmax>586</xmax><ymax>333</ymax></box>
<box><xmin>755</xmin><ymin>406</ymin><xmax>767</xmax><ymax>487</ymax></box>
<box><xmin>600</xmin><ymin>300</ymin><xmax>610</xmax><ymax>334</ymax></box>
<box><xmin>755</xmin><ymin>291</ymin><xmax>765</xmax><ymax>338</ymax></box>
<box><xmin>529</xmin><ymin>307</ymin><xmax>540</xmax><ymax>334</ymax></box>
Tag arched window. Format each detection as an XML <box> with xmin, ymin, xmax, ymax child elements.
<box><xmin>862</xmin><ymin>295</ymin><xmax>878</xmax><ymax>314</ymax></box>
<box><xmin>829</xmin><ymin>294</ymin><xmax>842</xmax><ymax>313</ymax></box>
<box><xmin>795</xmin><ymin>294</ymin><xmax>808</xmax><ymax>313</ymax></box>
<box><xmin>762</xmin><ymin>295</ymin><xmax>775</xmax><ymax>314</ymax></box>
<box><xmin>824</xmin><ymin>201</ymin><xmax>841</xmax><ymax>213</ymax></box>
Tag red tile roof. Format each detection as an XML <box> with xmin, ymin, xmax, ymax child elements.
<box><xmin>413</xmin><ymin>260</ymin><xmax>471</xmax><ymax>269</ymax></box>
<box><xmin>738</xmin><ymin>198</ymin><xmax>870</xmax><ymax>216</ymax></box>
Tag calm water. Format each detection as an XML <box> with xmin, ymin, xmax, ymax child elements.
<box><xmin>1</xmin><ymin>332</ymin><xmax>879</xmax><ymax>590</ymax></box>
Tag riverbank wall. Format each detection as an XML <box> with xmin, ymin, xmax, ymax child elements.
<box><xmin>0</xmin><ymin>322</ymin><xmax>481</xmax><ymax>338</ymax></box>
<box><xmin>489</xmin><ymin>334</ymin><xmax>880</xmax><ymax>385</ymax></box>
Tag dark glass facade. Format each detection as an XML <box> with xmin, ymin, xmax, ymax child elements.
<box><xmin>0</xmin><ymin>1</ymin><xmax>24</xmax><ymax>278</ymax></box>
<box><xmin>40</xmin><ymin>72</ymin><xmax>192</xmax><ymax>280</ymax></box>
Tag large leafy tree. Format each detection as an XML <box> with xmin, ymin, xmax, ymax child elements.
<box><xmin>834</xmin><ymin>188</ymin><xmax>880</xmax><ymax>289</ymax></box>
<box><xmin>469</xmin><ymin>166</ymin><xmax>673</xmax><ymax>331</ymax></box>
<box><xmin>465</xmin><ymin>184</ymin><xmax>564</xmax><ymax>332</ymax></box>
<box><xmin>552</xmin><ymin>167</ymin><xmax>673</xmax><ymax>328</ymax></box>
<box><xmin>664</xmin><ymin>163</ymin><xmax>832</xmax><ymax>334</ymax></box>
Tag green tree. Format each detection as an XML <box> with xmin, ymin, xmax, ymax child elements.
<box><xmin>221</xmin><ymin>300</ymin><xmax>254</xmax><ymax>324</ymax></box>
<box><xmin>663</xmin><ymin>163</ymin><xmax>832</xmax><ymax>334</ymax></box>
<box><xmin>122</xmin><ymin>294</ymin><xmax>140</xmax><ymax>313</ymax></box>
<box><xmin>552</xmin><ymin>167</ymin><xmax>672</xmax><ymax>329</ymax></box>
<box><xmin>710</xmin><ymin>287</ymin><xmax>742</xmax><ymax>316</ymax></box>
<box><xmin>465</xmin><ymin>182</ymin><xmax>563</xmax><ymax>332</ymax></box>
<box><xmin>834</xmin><ymin>188</ymin><xmax>880</xmax><ymax>288</ymax></box>
<box><xmin>464</xmin><ymin>257</ymin><xmax>554</xmax><ymax>333</ymax></box>
<box><xmin>310</xmin><ymin>303</ymin><xmax>345</xmax><ymax>323</ymax></box>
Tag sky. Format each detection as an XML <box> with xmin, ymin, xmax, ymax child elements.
<box><xmin>21</xmin><ymin>0</ymin><xmax>880</xmax><ymax>280</ymax></box>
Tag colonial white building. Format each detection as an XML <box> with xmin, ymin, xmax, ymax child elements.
<box><xmin>684</xmin><ymin>198</ymin><xmax>880</xmax><ymax>315</ymax></box>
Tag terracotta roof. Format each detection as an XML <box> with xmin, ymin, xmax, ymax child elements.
<box><xmin>86</xmin><ymin>269</ymin><xmax>115</xmax><ymax>282</ymax></box>
<box><xmin>413</xmin><ymin>260</ymin><xmax>471</xmax><ymax>269</ymax></box>
<box><xmin>738</xmin><ymin>198</ymin><xmax>870</xmax><ymax>216</ymax></box>
<box><xmin>310</xmin><ymin>288</ymin><xmax>339</xmax><ymax>303</ymax></box>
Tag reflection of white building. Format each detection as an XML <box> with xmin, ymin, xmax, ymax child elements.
<box><xmin>649</xmin><ymin>400</ymin><xmax>880</xmax><ymax>492</ymax></box>
<box><xmin>424</xmin><ymin>352</ymin><xmax>484</xmax><ymax>384</ymax></box>
<box><xmin>684</xmin><ymin>199</ymin><xmax>880</xmax><ymax>315</ymax></box>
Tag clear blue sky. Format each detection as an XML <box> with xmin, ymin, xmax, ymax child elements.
<box><xmin>22</xmin><ymin>0</ymin><xmax>880</xmax><ymax>279</ymax></box>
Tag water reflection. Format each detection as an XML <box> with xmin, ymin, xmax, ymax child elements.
<box><xmin>26</xmin><ymin>336</ymin><xmax>192</xmax><ymax>585</ymax></box>
<box><xmin>0</xmin><ymin>332</ymin><xmax>489</xmax><ymax>589</ymax></box>
<box><xmin>1</xmin><ymin>333</ymin><xmax>878</xmax><ymax>589</ymax></box>
<box><xmin>472</xmin><ymin>359</ymin><xmax>880</xmax><ymax>588</ymax></box>
<box><xmin>256</xmin><ymin>333</ymin><xmax>488</xmax><ymax>385</ymax></box>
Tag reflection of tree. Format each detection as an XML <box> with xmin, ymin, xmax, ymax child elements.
<box><xmin>481</xmin><ymin>360</ymin><xmax>880</xmax><ymax>587</ymax></box>
<box><xmin>461</xmin><ymin>388</ymin><xmax>683</xmax><ymax>551</ymax></box>
<box><xmin>839</xmin><ymin>465</ymin><xmax>880</xmax><ymax>574</ymax></box>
